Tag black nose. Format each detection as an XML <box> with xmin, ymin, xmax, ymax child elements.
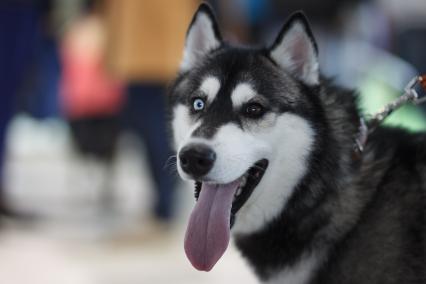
<box><xmin>179</xmin><ymin>144</ymin><xmax>216</xmax><ymax>178</ymax></box>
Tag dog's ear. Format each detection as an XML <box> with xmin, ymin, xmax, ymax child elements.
<box><xmin>180</xmin><ymin>3</ymin><xmax>222</xmax><ymax>71</ymax></box>
<box><xmin>268</xmin><ymin>12</ymin><xmax>319</xmax><ymax>86</ymax></box>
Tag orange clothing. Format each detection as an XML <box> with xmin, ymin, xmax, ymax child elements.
<box><xmin>103</xmin><ymin>0</ymin><xmax>198</xmax><ymax>83</ymax></box>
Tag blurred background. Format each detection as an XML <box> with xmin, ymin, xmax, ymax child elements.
<box><xmin>0</xmin><ymin>0</ymin><xmax>425</xmax><ymax>283</ymax></box>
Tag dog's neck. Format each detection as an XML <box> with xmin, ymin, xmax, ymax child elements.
<box><xmin>233</xmin><ymin>81</ymin><xmax>380</xmax><ymax>282</ymax></box>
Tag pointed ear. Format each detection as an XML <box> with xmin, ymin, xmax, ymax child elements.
<box><xmin>268</xmin><ymin>12</ymin><xmax>319</xmax><ymax>86</ymax></box>
<box><xmin>180</xmin><ymin>3</ymin><xmax>222</xmax><ymax>71</ymax></box>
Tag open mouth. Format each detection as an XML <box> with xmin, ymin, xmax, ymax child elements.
<box><xmin>184</xmin><ymin>159</ymin><xmax>268</xmax><ymax>271</ymax></box>
<box><xmin>194</xmin><ymin>159</ymin><xmax>269</xmax><ymax>226</ymax></box>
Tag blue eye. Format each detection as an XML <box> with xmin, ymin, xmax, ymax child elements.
<box><xmin>193</xmin><ymin>98</ymin><xmax>205</xmax><ymax>111</ymax></box>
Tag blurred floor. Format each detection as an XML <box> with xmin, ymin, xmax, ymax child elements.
<box><xmin>0</xmin><ymin>115</ymin><xmax>257</xmax><ymax>284</ymax></box>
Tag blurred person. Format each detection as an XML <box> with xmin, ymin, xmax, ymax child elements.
<box><xmin>60</xmin><ymin>1</ymin><xmax>124</xmax><ymax>210</ymax></box>
<box><xmin>17</xmin><ymin>0</ymin><xmax>61</xmax><ymax>120</ymax></box>
<box><xmin>0</xmin><ymin>1</ymin><xmax>51</xmax><ymax>218</ymax></box>
<box><xmin>102</xmin><ymin>0</ymin><xmax>198</xmax><ymax>222</ymax></box>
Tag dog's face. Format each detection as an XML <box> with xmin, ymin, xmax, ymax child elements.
<box><xmin>170</xmin><ymin>4</ymin><xmax>321</xmax><ymax>271</ymax></box>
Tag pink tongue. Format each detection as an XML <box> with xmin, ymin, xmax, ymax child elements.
<box><xmin>184</xmin><ymin>180</ymin><xmax>240</xmax><ymax>271</ymax></box>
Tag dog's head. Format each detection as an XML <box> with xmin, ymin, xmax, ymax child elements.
<box><xmin>169</xmin><ymin>4</ymin><xmax>324</xmax><ymax>271</ymax></box>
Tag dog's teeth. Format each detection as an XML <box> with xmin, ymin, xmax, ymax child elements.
<box><xmin>236</xmin><ymin>187</ymin><xmax>243</xmax><ymax>197</ymax></box>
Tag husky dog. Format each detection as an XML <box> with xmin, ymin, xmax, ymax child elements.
<box><xmin>169</xmin><ymin>4</ymin><xmax>425</xmax><ymax>284</ymax></box>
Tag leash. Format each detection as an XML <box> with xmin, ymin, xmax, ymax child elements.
<box><xmin>354</xmin><ymin>74</ymin><xmax>426</xmax><ymax>157</ymax></box>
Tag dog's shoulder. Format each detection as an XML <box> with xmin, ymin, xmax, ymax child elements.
<box><xmin>315</xmin><ymin>126</ymin><xmax>426</xmax><ymax>284</ymax></box>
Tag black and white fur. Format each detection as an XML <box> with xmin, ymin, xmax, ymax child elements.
<box><xmin>169</xmin><ymin>4</ymin><xmax>426</xmax><ymax>283</ymax></box>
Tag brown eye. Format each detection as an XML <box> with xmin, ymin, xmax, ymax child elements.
<box><xmin>244</xmin><ymin>103</ymin><xmax>265</xmax><ymax>118</ymax></box>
